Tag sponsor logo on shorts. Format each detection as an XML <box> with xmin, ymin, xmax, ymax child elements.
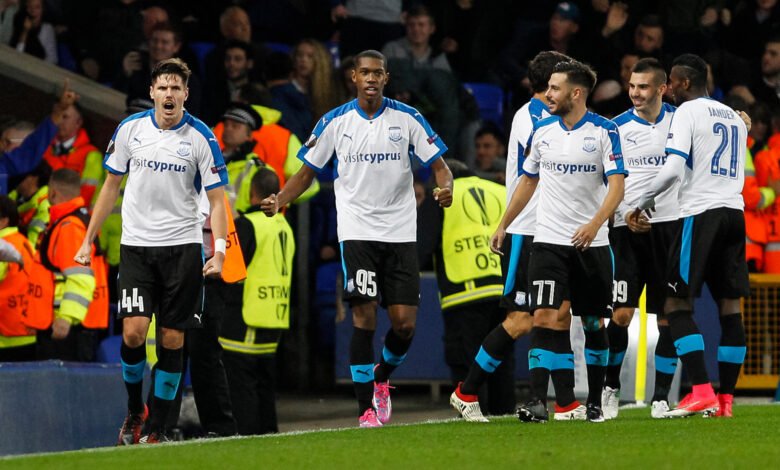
<box><xmin>346</xmin><ymin>279</ymin><xmax>355</xmax><ymax>293</ymax></box>
<box><xmin>515</xmin><ymin>291</ymin><xmax>526</xmax><ymax>306</ymax></box>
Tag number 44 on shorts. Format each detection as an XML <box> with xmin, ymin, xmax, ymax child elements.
<box><xmin>120</xmin><ymin>288</ymin><xmax>145</xmax><ymax>313</ymax></box>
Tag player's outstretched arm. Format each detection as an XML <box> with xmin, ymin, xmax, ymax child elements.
<box><xmin>431</xmin><ymin>158</ymin><xmax>453</xmax><ymax>207</ymax></box>
<box><xmin>491</xmin><ymin>174</ymin><xmax>538</xmax><ymax>255</ymax></box>
<box><xmin>203</xmin><ymin>186</ymin><xmax>228</xmax><ymax>278</ymax></box>
<box><xmin>261</xmin><ymin>164</ymin><xmax>316</xmax><ymax>216</ymax></box>
<box><xmin>572</xmin><ymin>172</ymin><xmax>624</xmax><ymax>250</ymax></box>
<box><xmin>74</xmin><ymin>173</ymin><xmax>122</xmax><ymax>266</ymax></box>
<box><xmin>635</xmin><ymin>153</ymin><xmax>685</xmax><ymax>213</ymax></box>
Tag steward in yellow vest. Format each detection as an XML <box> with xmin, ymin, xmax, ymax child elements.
<box><xmin>9</xmin><ymin>162</ymin><xmax>52</xmax><ymax>247</ymax></box>
<box><xmin>220</xmin><ymin>168</ymin><xmax>295</xmax><ymax>435</ymax></box>
<box><xmin>432</xmin><ymin>160</ymin><xmax>515</xmax><ymax>415</ymax></box>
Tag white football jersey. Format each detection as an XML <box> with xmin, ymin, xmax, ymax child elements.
<box><xmin>299</xmin><ymin>98</ymin><xmax>447</xmax><ymax>242</ymax></box>
<box><xmin>523</xmin><ymin>112</ymin><xmax>627</xmax><ymax>247</ymax></box>
<box><xmin>613</xmin><ymin>103</ymin><xmax>679</xmax><ymax>227</ymax></box>
<box><xmin>104</xmin><ymin>110</ymin><xmax>228</xmax><ymax>246</ymax></box>
<box><xmin>666</xmin><ymin>97</ymin><xmax>746</xmax><ymax>217</ymax></box>
<box><xmin>505</xmin><ymin>98</ymin><xmax>549</xmax><ymax>235</ymax></box>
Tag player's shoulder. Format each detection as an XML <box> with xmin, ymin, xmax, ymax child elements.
<box><xmin>533</xmin><ymin>115</ymin><xmax>559</xmax><ymax>131</ymax></box>
<box><xmin>384</xmin><ymin>98</ymin><xmax>426</xmax><ymax>121</ymax></box>
<box><xmin>584</xmin><ymin>111</ymin><xmax>618</xmax><ymax>132</ymax></box>
<box><xmin>115</xmin><ymin>109</ymin><xmax>152</xmax><ymax>136</ymax></box>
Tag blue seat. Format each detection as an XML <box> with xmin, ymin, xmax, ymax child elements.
<box><xmin>189</xmin><ymin>41</ymin><xmax>216</xmax><ymax>77</ymax></box>
<box><xmin>265</xmin><ymin>42</ymin><xmax>293</xmax><ymax>55</ymax></box>
<box><xmin>463</xmin><ymin>82</ymin><xmax>505</xmax><ymax>128</ymax></box>
<box><xmin>57</xmin><ymin>43</ymin><xmax>77</xmax><ymax>72</ymax></box>
<box><xmin>96</xmin><ymin>335</ymin><xmax>122</xmax><ymax>364</ymax></box>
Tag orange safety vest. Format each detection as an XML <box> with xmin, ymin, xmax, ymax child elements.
<box><xmin>0</xmin><ymin>230</ymin><xmax>37</xmax><ymax>337</ymax></box>
<box><xmin>22</xmin><ymin>249</ymin><xmax>55</xmax><ymax>331</ymax></box>
<box><xmin>43</xmin><ymin>128</ymin><xmax>98</xmax><ymax>174</ymax></box>
<box><xmin>212</xmin><ymin>121</ymin><xmax>292</xmax><ymax>188</ymax></box>
<box><xmin>38</xmin><ymin>198</ymin><xmax>109</xmax><ymax>329</ymax></box>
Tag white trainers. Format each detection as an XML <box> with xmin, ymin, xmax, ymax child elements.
<box><xmin>651</xmin><ymin>400</ymin><xmax>670</xmax><ymax>419</ymax></box>
<box><xmin>602</xmin><ymin>386</ymin><xmax>620</xmax><ymax>420</ymax></box>
<box><xmin>553</xmin><ymin>402</ymin><xmax>587</xmax><ymax>421</ymax></box>
<box><xmin>449</xmin><ymin>388</ymin><xmax>489</xmax><ymax>423</ymax></box>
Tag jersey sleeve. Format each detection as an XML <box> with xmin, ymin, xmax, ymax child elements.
<box><xmin>408</xmin><ymin>111</ymin><xmax>447</xmax><ymax>167</ymax></box>
<box><xmin>297</xmin><ymin>115</ymin><xmax>337</xmax><ymax>172</ymax></box>
<box><xmin>508</xmin><ymin>110</ymin><xmax>533</xmax><ymax>177</ymax></box>
<box><xmin>522</xmin><ymin>127</ymin><xmax>541</xmax><ymax>177</ymax></box>
<box><xmin>666</xmin><ymin>105</ymin><xmax>694</xmax><ymax>162</ymax></box>
<box><xmin>602</xmin><ymin>121</ymin><xmax>627</xmax><ymax>177</ymax></box>
<box><xmin>103</xmin><ymin>124</ymin><xmax>131</xmax><ymax>175</ymax></box>
<box><xmin>195</xmin><ymin>126</ymin><xmax>229</xmax><ymax>191</ymax></box>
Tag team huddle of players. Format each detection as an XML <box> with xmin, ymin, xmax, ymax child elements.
<box><xmin>449</xmin><ymin>50</ymin><xmax>749</xmax><ymax>423</ymax></box>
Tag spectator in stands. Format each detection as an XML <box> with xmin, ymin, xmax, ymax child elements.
<box><xmin>10</xmin><ymin>0</ymin><xmax>57</xmax><ymax>64</ymax></box>
<box><xmin>382</xmin><ymin>5</ymin><xmax>452</xmax><ymax>72</ymax></box>
<box><xmin>0</xmin><ymin>0</ymin><xmax>18</xmax><ymax>45</ymax></box>
<box><xmin>723</xmin><ymin>0</ymin><xmax>780</xmax><ymax>68</ymax></box>
<box><xmin>0</xmin><ymin>119</ymin><xmax>33</xmax><ymax>153</ymax></box>
<box><xmin>731</xmin><ymin>35</ymin><xmax>780</xmax><ymax>112</ymax></box>
<box><xmin>472</xmin><ymin>124</ymin><xmax>506</xmax><ymax>184</ymax></box>
<box><xmin>221</xmin><ymin>168</ymin><xmax>295</xmax><ymax>435</ymax></box>
<box><xmin>591</xmin><ymin>51</ymin><xmax>639</xmax><ymax>119</ymax></box>
<box><xmin>204</xmin><ymin>40</ymin><xmax>257</xmax><ymax>126</ymax></box>
<box><xmin>42</xmin><ymin>104</ymin><xmax>103</xmax><ymax>204</ymax></box>
<box><xmin>36</xmin><ymin>168</ymin><xmax>108</xmax><ymax>361</ymax></box>
<box><xmin>0</xmin><ymin>194</ymin><xmax>37</xmax><ymax>362</ymax></box>
<box><xmin>10</xmin><ymin>161</ymin><xmax>50</xmax><ymax>247</ymax></box>
<box><xmin>331</xmin><ymin>0</ymin><xmax>405</xmax><ymax>58</ymax></box>
<box><xmin>114</xmin><ymin>22</ymin><xmax>203</xmax><ymax>115</ymax></box>
<box><xmin>204</xmin><ymin>6</ymin><xmax>268</xmax><ymax>93</ymax></box>
<box><xmin>291</xmin><ymin>38</ymin><xmax>342</xmax><ymax>128</ymax></box>
<box><xmin>336</xmin><ymin>55</ymin><xmax>357</xmax><ymax>100</ymax></box>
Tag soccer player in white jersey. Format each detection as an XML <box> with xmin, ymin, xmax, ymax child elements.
<box><xmin>450</xmin><ymin>51</ymin><xmax>577</xmax><ymax>423</ymax></box>
<box><xmin>603</xmin><ymin>58</ymin><xmax>680</xmax><ymax>419</ymax></box>
<box><xmin>74</xmin><ymin>58</ymin><xmax>230</xmax><ymax>443</ymax></box>
<box><xmin>633</xmin><ymin>54</ymin><xmax>749</xmax><ymax>418</ymax></box>
<box><xmin>260</xmin><ymin>50</ymin><xmax>453</xmax><ymax>428</ymax></box>
<box><xmin>492</xmin><ymin>60</ymin><xmax>627</xmax><ymax>423</ymax></box>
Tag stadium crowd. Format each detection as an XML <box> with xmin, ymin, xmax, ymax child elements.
<box><xmin>0</xmin><ymin>0</ymin><xmax>777</xmax><ymax>437</ymax></box>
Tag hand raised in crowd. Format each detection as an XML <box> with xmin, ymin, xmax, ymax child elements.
<box><xmin>260</xmin><ymin>193</ymin><xmax>280</xmax><ymax>217</ymax></box>
<box><xmin>736</xmin><ymin>110</ymin><xmax>751</xmax><ymax>133</ymax></box>
<box><xmin>51</xmin><ymin>78</ymin><xmax>78</xmax><ymax>125</ymax></box>
<box><xmin>122</xmin><ymin>51</ymin><xmax>143</xmax><ymax>77</ymax></box>
<box><xmin>602</xmin><ymin>2</ymin><xmax>629</xmax><ymax>37</ymax></box>
<box><xmin>330</xmin><ymin>4</ymin><xmax>348</xmax><ymax>22</ymax></box>
<box><xmin>433</xmin><ymin>187</ymin><xmax>452</xmax><ymax>208</ymax></box>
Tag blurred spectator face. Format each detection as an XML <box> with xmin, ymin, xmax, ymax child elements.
<box><xmin>620</xmin><ymin>54</ymin><xmax>640</xmax><ymax>88</ymax></box>
<box><xmin>26</xmin><ymin>0</ymin><xmax>43</xmax><ymax>23</ymax></box>
<box><xmin>762</xmin><ymin>41</ymin><xmax>780</xmax><ymax>77</ymax></box>
<box><xmin>149</xmin><ymin>30</ymin><xmax>181</xmax><ymax>63</ymax></box>
<box><xmin>57</xmin><ymin>105</ymin><xmax>83</xmax><ymax>141</ymax></box>
<box><xmin>294</xmin><ymin>42</ymin><xmax>316</xmax><ymax>79</ymax></box>
<box><xmin>758</xmin><ymin>0</ymin><xmax>778</xmax><ymax>11</ymax></box>
<box><xmin>221</xmin><ymin>8</ymin><xmax>252</xmax><ymax>42</ymax></box>
<box><xmin>475</xmin><ymin>133</ymin><xmax>505</xmax><ymax>170</ymax></box>
<box><xmin>142</xmin><ymin>7</ymin><xmax>170</xmax><ymax>40</ymax></box>
<box><xmin>635</xmin><ymin>25</ymin><xmax>663</xmax><ymax>54</ymax></box>
<box><xmin>222</xmin><ymin>119</ymin><xmax>252</xmax><ymax>148</ymax></box>
<box><xmin>406</xmin><ymin>14</ymin><xmax>435</xmax><ymax>47</ymax></box>
<box><xmin>224</xmin><ymin>47</ymin><xmax>252</xmax><ymax>81</ymax></box>
<box><xmin>0</xmin><ymin>128</ymin><xmax>30</xmax><ymax>153</ymax></box>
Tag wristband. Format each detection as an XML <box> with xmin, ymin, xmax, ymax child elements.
<box><xmin>214</xmin><ymin>238</ymin><xmax>227</xmax><ymax>255</ymax></box>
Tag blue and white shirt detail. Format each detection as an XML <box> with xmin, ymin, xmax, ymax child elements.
<box><xmin>613</xmin><ymin>103</ymin><xmax>679</xmax><ymax>227</ymax></box>
<box><xmin>506</xmin><ymin>97</ymin><xmax>549</xmax><ymax>236</ymax></box>
<box><xmin>299</xmin><ymin>98</ymin><xmax>447</xmax><ymax>242</ymax></box>
<box><xmin>665</xmin><ymin>97</ymin><xmax>746</xmax><ymax>217</ymax></box>
<box><xmin>104</xmin><ymin>110</ymin><xmax>228</xmax><ymax>246</ymax></box>
<box><xmin>523</xmin><ymin>111</ymin><xmax>626</xmax><ymax>247</ymax></box>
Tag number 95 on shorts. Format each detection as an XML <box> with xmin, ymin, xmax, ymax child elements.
<box><xmin>340</xmin><ymin>240</ymin><xmax>420</xmax><ymax>307</ymax></box>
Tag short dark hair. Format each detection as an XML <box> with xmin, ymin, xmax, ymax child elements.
<box><xmin>444</xmin><ymin>159</ymin><xmax>474</xmax><ymax>179</ymax></box>
<box><xmin>149</xmin><ymin>22</ymin><xmax>182</xmax><ymax>44</ymax></box>
<box><xmin>552</xmin><ymin>60</ymin><xmax>597</xmax><ymax>93</ymax></box>
<box><xmin>528</xmin><ymin>51</ymin><xmax>572</xmax><ymax>93</ymax></box>
<box><xmin>224</xmin><ymin>40</ymin><xmax>254</xmax><ymax>60</ymax></box>
<box><xmin>151</xmin><ymin>57</ymin><xmax>192</xmax><ymax>86</ymax></box>
<box><xmin>265</xmin><ymin>51</ymin><xmax>293</xmax><ymax>81</ymax></box>
<box><xmin>406</xmin><ymin>4</ymin><xmax>435</xmax><ymax>24</ymax></box>
<box><xmin>475</xmin><ymin>122</ymin><xmax>506</xmax><ymax>144</ymax></box>
<box><xmin>354</xmin><ymin>50</ymin><xmax>386</xmax><ymax>70</ymax></box>
<box><xmin>672</xmin><ymin>53</ymin><xmax>708</xmax><ymax>89</ymax></box>
<box><xmin>0</xmin><ymin>195</ymin><xmax>18</xmax><ymax>227</ymax></box>
<box><xmin>237</xmin><ymin>83</ymin><xmax>274</xmax><ymax>108</ymax></box>
<box><xmin>638</xmin><ymin>14</ymin><xmax>663</xmax><ymax>30</ymax></box>
<box><xmin>250</xmin><ymin>166</ymin><xmax>280</xmax><ymax>201</ymax></box>
<box><xmin>632</xmin><ymin>57</ymin><xmax>667</xmax><ymax>85</ymax></box>
<box><xmin>49</xmin><ymin>168</ymin><xmax>81</xmax><ymax>199</ymax></box>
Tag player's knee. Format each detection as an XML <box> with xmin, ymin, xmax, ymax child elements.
<box><xmin>503</xmin><ymin>311</ymin><xmax>532</xmax><ymax>338</ymax></box>
<box><xmin>533</xmin><ymin>309</ymin><xmax>559</xmax><ymax>328</ymax></box>
<box><xmin>664</xmin><ymin>296</ymin><xmax>691</xmax><ymax>314</ymax></box>
<box><xmin>123</xmin><ymin>329</ymin><xmax>146</xmax><ymax>348</ymax></box>
<box><xmin>394</xmin><ymin>323</ymin><xmax>415</xmax><ymax>340</ymax></box>
<box><xmin>718</xmin><ymin>298</ymin><xmax>741</xmax><ymax>316</ymax></box>
<box><xmin>612</xmin><ymin>308</ymin><xmax>633</xmax><ymax>327</ymax></box>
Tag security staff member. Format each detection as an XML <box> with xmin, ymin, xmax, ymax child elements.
<box><xmin>220</xmin><ymin>167</ymin><xmax>295</xmax><ymax>435</ymax></box>
<box><xmin>431</xmin><ymin>159</ymin><xmax>515</xmax><ymax>416</ymax></box>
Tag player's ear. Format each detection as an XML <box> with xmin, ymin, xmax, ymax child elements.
<box><xmin>149</xmin><ymin>85</ymin><xmax>154</xmax><ymax>100</ymax></box>
<box><xmin>185</xmin><ymin>86</ymin><xmax>189</xmax><ymax>102</ymax></box>
<box><xmin>384</xmin><ymin>72</ymin><xmax>390</xmax><ymax>86</ymax></box>
<box><xmin>351</xmin><ymin>69</ymin><xmax>357</xmax><ymax>83</ymax></box>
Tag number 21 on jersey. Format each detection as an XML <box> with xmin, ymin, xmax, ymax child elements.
<box><xmin>710</xmin><ymin>123</ymin><xmax>739</xmax><ymax>179</ymax></box>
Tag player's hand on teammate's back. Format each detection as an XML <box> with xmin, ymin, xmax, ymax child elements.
<box><xmin>490</xmin><ymin>228</ymin><xmax>506</xmax><ymax>255</ymax></box>
<box><xmin>433</xmin><ymin>187</ymin><xmax>452</xmax><ymax>207</ymax></box>
<box><xmin>571</xmin><ymin>221</ymin><xmax>599</xmax><ymax>251</ymax></box>
<box><xmin>625</xmin><ymin>210</ymin><xmax>651</xmax><ymax>233</ymax></box>
<box><xmin>203</xmin><ymin>253</ymin><xmax>224</xmax><ymax>278</ymax></box>
<box><xmin>73</xmin><ymin>241</ymin><xmax>92</xmax><ymax>266</ymax></box>
<box><xmin>260</xmin><ymin>193</ymin><xmax>279</xmax><ymax>217</ymax></box>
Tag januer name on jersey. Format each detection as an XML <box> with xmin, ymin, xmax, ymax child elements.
<box><xmin>524</xmin><ymin>112</ymin><xmax>627</xmax><ymax>247</ymax></box>
<box><xmin>613</xmin><ymin>103</ymin><xmax>679</xmax><ymax>226</ymax></box>
<box><xmin>505</xmin><ymin>98</ymin><xmax>549</xmax><ymax>235</ymax></box>
<box><xmin>299</xmin><ymin>98</ymin><xmax>447</xmax><ymax>242</ymax></box>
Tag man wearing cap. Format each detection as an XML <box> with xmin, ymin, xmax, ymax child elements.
<box><xmin>220</xmin><ymin>102</ymin><xmax>266</xmax><ymax>213</ymax></box>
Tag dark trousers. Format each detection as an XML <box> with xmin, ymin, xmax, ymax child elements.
<box><xmin>0</xmin><ymin>343</ymin><xmax>37</xmax><ymax>361</ymax></box>
<box><xmin>223</xmin><ymin>350</ymin><xmax>278</xmax><ymax>435</ymax></box>
<box><xmin>36</xmin><ymin>324</ymin><xmax>103</xmax><ymax>362</ymax></box>
<box><xmin>443</xmin><ymin>299</ymin><xmax>516</xmax><ymax>415</ymax></box>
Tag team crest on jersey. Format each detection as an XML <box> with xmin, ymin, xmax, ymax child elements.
<box><xmin>582</xmin><ymin>137</ymin><xmax>597</xmax><ymax>153</ymax></box>
<box><xmin>177</xmin><ymin>141</ymin><xmax>191</xmax><ymax>156</ymax></box>
<box><xmin>388</xmin><ymin>126</ymin><xmax>402</xmax><ymax>142</ymax></box>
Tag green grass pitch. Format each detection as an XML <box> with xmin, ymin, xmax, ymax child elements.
<box><xmin>3</xmin><ymin>406</ymin><xmax>779</xmax><ymax>469</ymax></box>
